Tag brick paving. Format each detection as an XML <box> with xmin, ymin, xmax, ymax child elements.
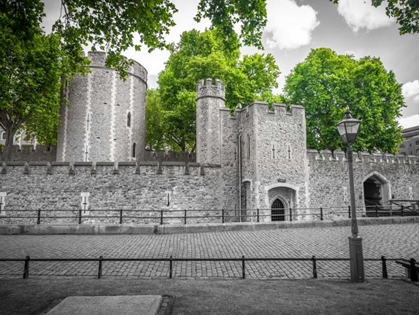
<box><xmin>0</xmin><ymin>223</ymin><xmax>418</xmax><ymax>280</ymax></box>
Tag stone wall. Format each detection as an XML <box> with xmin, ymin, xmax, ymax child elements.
<box><xmin>56</xmin><ymin>51</ymin><xmax>147</xmax><ymax>162</ymax></box>
<box><xmin>0</xmin><ymin>162</ymin><xmax>226</xmax><ymax>225</ymax></box>
<box><xmin>196</xmin><ymin>79</ymin><xmax>225</xmax><ymax>164</ymax></box>
<box><xmin>306</xmin><ymin>150</ymin><xmax>419</xmax><ymax>219</ymax></box>
<box><xmin>0</xmin><ymin>145</ymin><xmax>56</xmax><ymax>162</ymax></box>
<box><xmin>1</xmin><ymin>147</ymin><xmax>196</xmax><ymax>163</ymax></box>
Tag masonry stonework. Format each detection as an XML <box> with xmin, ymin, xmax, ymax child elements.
<box><xmin>0</xmin><ymin>69</ymin><xmax>418</xmax><ymax>224</ymax></box>
<box><xmin>56</xmin><ymin>51</ymin><xmax>147</xmax><ymax>162</ymax></box>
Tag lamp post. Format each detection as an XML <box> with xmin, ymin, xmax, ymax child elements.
<box><xmin>336</xmin><ymin>107</ymin><xmax>365</xmax><ymax>282</ymax></box>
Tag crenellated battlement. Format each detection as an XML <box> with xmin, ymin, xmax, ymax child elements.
<box><xmin>86</xmin><ymin>51</ymin><xmax>147</xmax><ymax>83</ymax></box>
<box><xmin>227</xmin><ymin>101</ymin><xmax>305</xmax><ymax>122</ymax></box>
<box><xmin>307</xmin><ymin>149</ymin><xmax>418</xmax><ymax>165</ymax></box>
<box><xmin>196</xmin><ymin>78</ymin><xmax>225</xmax><ymax>100</ymax></box>
<box><xmin>0</xmin><ymin>161</ymin><xmax>220</xmax><ymax>176</ymax></box>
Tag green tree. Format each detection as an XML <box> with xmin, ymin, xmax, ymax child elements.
<box><xmin>150</xmin><ymin>28</ymin><xmax>281</xmax><ymax>151</ymax></box>
<box><xmin>3</xmin><ymin>0</ymin><xmax>268</xmax><ymax>76</ymax></box>
<box><xmin>283</xmin><ymin>48</ymin><xmax>404</xmax><ymax>154</ymax></box>
<box><xmin>0</xmin><ymin>2</ymin><xmax>71</xmax><ymax>160</ymax></box>
<box><xmin>330</xmin><ymin>0</ymin><xmax>419</xmax><ymax>34</ymax></box>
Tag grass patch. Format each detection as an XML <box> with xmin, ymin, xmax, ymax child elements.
<box><xmin>0</xmin><ymin>278</ymin><xmax>418</xmax><ymax>315</ymax></box>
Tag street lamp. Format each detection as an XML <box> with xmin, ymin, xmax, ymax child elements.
<box><xmin>336</xmin><ymin>107</ymin><xmax>365</xmax><ymax>282</ymax></box>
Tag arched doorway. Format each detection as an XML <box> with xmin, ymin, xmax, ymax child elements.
<box><xmin>271</xmin><ymin>199</ymin><xmax>285</xmax><ymax>221</ymax></box>
<box><xmin>363</xmin><ymin>172</ymin><xmax>390</xmax><ymax>210</ymax></box>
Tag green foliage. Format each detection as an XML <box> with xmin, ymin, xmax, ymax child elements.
<box><xmin>0</xmin><ymin>3</ymin><xmax>69</xmax><ymax>160</ymax></box>
<box><xmin>51</xmin><ymin>0</ymin><xmax>267</xmax><ymax>76</ymax></box>
<box><xmin>195</xmin><ymin>0</ymin><xmax>267</xmax><ymax>48</ymax></box>
<box><xmin>283</xmin><ymin>48</ymin><xmax>404</xmax><ymax>154</ymax></box>
<box><xmin>330</xmin><ymin>0</ymin><xmax>419</xmax><ymax>34</ymax></box>
<box><xmin>148</xmin><ymin>28</ymin><xmax>281</xmax><ymax>151</ymax></box>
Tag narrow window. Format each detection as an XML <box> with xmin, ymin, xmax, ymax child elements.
<box><xmin>86</xmin><ymin>114</ymin><xmax>90</xmax><ymax>130</ymax></box>
<box><xmin>287</xmin><ymin>144</ymin><xmax>291</xmax><ymax>160</ymax></box>
<box><xmin>127</xmin><ymin>112</ymin><xmax>131</xmax><ymax>127</ymax></box>
<box><xmin>247</xmin><ymin>135</ymin><xmax>250</xmax><ymax>158</ymax></box>
<box><xmin>84</xmin><ymin>145</ymin><xmax>88</xmax><ymax>162</ymax></box>
<box><xmin>0</xmin><ymin>192</ymin><xmax>6</xmax><ymax>216</ymax></box>
<box><xmin>132</xmin><ymin>143</ymin><xmax>136</xmax><ymax>158</ymax></box>
<box><xmin>80</xmin><ymin>192</ymin><xmax>90</xmax><ymax>215</ymax></box>
<box><xmin>272</xmin><ymin>144</ymin><xmax>276</xmax><ymax>159</ymax></box>
<box><xmin>1</xmin><ymin>132</ymin><xmax>6</xmax><ymax>140</ymax></box>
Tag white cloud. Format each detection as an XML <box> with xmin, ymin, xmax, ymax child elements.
<box><xmin>264</xmin><ymin>0</ymin><xmax>319</xmax><ymax>50</ymax></box>
<box><xmin>337</xmin><ymin>0</ymin><xmax>395</xmax><ymax>33</ymax></box>
<box><xmin>398</xmin><ymin>115</ymin><xmax>419</xmax><ymax>129</ymax></box>
<box><xmin>402</xmin><ymin>80</ymin><xmax>419</xmax><ymax>102</ymax></box>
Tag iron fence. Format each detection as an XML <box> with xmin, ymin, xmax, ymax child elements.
<box><xmin>0</xmin><ymin>205</ymin><xmax>418</xmax><ymax>225</ymax></box>
<box><xmin>0</xmin><ymin>255</ymin><xmax>417</xmax><ymax>282</ymax></box>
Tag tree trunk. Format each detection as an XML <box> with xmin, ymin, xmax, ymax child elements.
<box><xmin>180</xmin><ymin>137</ymin><xmax>186</xmax><ymax>152</ymax></box>
<box><xmin>4</xmin><ymin>125</ymin><xmax>15</xmax><ymax>161</ymax></box>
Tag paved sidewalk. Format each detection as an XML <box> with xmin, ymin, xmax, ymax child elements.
<box><xmin>0</xmin><ymin>223</ymin><xmax>418</xmax><ymax>279</ymax></box>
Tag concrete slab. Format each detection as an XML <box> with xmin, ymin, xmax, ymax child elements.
<box><xmin>46</xmin><ymin>295</ymin><xmax>162</xmax><ymax>315</ymax></box>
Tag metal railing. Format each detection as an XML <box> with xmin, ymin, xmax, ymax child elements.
<box><xmin>1</xmin><ymin>255</ymin><xmax>417</xmax><ymax>282</ymax></box>
<box><xmin>0</xmin><ymin>205</ymin><xmax>417</xmax><ymax>225</ymax></box>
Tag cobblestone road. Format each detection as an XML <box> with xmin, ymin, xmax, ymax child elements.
<box><xmin>0</xmin><ymin>224</ymin><xmax>418</xmax><ymax>280</ymax></box>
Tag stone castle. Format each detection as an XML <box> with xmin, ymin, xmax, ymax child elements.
<box><xmin>0</xmin><ymin>52</ymin><xmax>418</xmax><ymax>223</ymax></box>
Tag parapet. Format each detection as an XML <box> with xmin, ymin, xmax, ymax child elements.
<box><xmin>0</xmin><ymin>161</ymin><xmax>220</xmax><ymax>176</ymax></box>
<box><xmin>307</xmin><ymin>149</ymin><xmax>418</xmax><ymax>165</ymax></box>
<box><xmin>196</xmin><ymin>78</ymin><xmax>225</xmax><ymax>100</ymax></box>
<box><xmin>87</xmin><ymin>51</ymin><xmax>148</xmax><ymax>83</ymax></box>
<box><xmin>88</xmin><ymin>51</ymin><xmax>107</xmax><ymax>67</ymax></box>
<box><xmin>231</xmin><ymin>102</ymin><xmax>305</xmax><ymax>122</ymax></box>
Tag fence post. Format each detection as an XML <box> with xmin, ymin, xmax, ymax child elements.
<box><xmin>381</xmin><ymin>256</ymin><xmax>388</xmax><ymax>279</ymax></box>
<box><xmin>160</xmin><ymin>210</ymin><xmax>163</xmax><ymax>225</ymax></box>
<box><xmin>184</xmin><ymin>210</ymin><xmax>187</xmax><ymax>225</ymax></box>
<box><xmin>242</xmin><ymin>256</ymin><xmax>245</xmax><ymax>279</ymax></box>
<box><xmin>320</xmin><ymin>208</ymin><xmax>323</xmax><ymax>221</ymax></box>
<box><xmin>98</xmin><ymin>256</ymin><xmax>103</xmax><ymax>279</ymax></box>
<box><xmin>23</xmin><ymin>256</ymin><xmax>30</xmax><ymax>279</ymax></box>
<box><xmin>375</xmin><ymin>205</ymin><xmax>379</xmax><ymax>217</ymax></box>
<box><xmin>348</xmin><ymin>206</ymin><xmax>351</xmax><ymax>218</ymax></box>
<box><xmin>222</xmin><ymin>209</ymin><xmax>224</xmax><ymax>224</ymax></box>
<box><xmin>119</xmin><ymin>210</ymin><xmax>123</xmax><ymax>224</ymax></box>
<box><xmin>169</xmin><ymin>256</ymin><xmax>173</xmax><ymax>279</ymax></box>
<box><xmin>401</xmin><ymin>205</ymin><xmax>404</xmax><ymax>217</ymax></box>
<box><xmin>289</xmin><ymin>208</ymin><xmax>292</xmax><ymax>222</ymax></box>
<box><xmin>37</xmin><ymin>210</ymin><xmax>41</xmax><ymax>225</ymax></box>
<box><xmin>410</xmin><ymin>258</ymin><xmax>418</xmax><ymax>282</ymax></box>
<box><xmin>79</xmin><ymin>209</ymin><xmax>82</xmax><ymax>224</ymax></box>
<box><xmin>257</xmin><ymin>208</ymin><xmax>259</xmax><ymax>223</ymax></box>
<box><xmin>312</xmin><ymin>256</ymin><xmax>317</xmax><ymax>279</ymax></box>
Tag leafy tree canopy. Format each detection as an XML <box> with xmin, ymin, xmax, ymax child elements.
<box><xmin>3</xmin><ymin>0</ymin><xmax>268</xmax><ymax>77</ymax></box>
<box><xmin>0</xmin><ymin>7</ymin><xmax>69</xmax><ymax>159</ymax></box>
<box><xmin>283</xmin><ymin>48</ymin><xmax>404</xmax><ymax>154</ymax></box>
<box><xmin>330</xmin><ymin>0</ymin><xmax>419</xmax><ymax>34</ymax></box>
<box><xmin>149</xmin><ymin>28</ymin><xmax>281</xmax><ymax>152</ymax></box>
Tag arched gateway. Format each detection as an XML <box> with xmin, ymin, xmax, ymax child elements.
<box><xmin>271</xmin><ymin>198</ymin><xmax>285</xmax><ymax>221</ymax></box>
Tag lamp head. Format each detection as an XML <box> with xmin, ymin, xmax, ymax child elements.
<box><xmin>336</xmin><ymin>107</ymin><xmax>361</xmax><ymax>144</ymax></box>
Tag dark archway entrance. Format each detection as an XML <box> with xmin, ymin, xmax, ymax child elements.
<box><xmin>364</xmin><ymin>178</ymin><xmax>382</xmax><ymax>207</ymax></box>
<box><xmin>271</xmin><ymin>199</ymin><xmax>285</xmax><ymax>221</ymax></box>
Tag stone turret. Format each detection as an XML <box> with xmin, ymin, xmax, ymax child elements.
<box><xmin>196</xmin><ymin>78</ymin><xmax>226</xmax><ymax>164</ymax></box>
<box><xmin>56</xmin><ymin>51</ymin><xmax>148</xmax><ymax>162</ymax></box>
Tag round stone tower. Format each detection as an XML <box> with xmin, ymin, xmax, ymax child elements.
<box><xmin>196</xmin><ymin>78</ymin><xmax>226</xmax><ymax>164</ymax></box>
<box><xmin>56</xmin><ymin>51</ymin><xmax>147</xmax><ymax>162</ymax></box>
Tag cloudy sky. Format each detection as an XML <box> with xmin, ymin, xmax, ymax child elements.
<box><xmin>42</xmin><ymin>0</ymin><xmax>419</xmax><ymax>128</ymax></box>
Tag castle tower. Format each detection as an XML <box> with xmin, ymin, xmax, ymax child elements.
<box><xmin>196</xmin><ymin>78</ymin><xmax>226</xmax><ymax>164</ymax></box>
<box><xmin>56</xmin><ymin>51</ymin><xmax>147</xmax><ymax>162</ymax></box>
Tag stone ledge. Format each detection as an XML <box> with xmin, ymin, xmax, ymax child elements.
<box><xmin>0</xmin><ymin>217</ymin><xmax>417</xmax><ymax>235</ymax></box>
